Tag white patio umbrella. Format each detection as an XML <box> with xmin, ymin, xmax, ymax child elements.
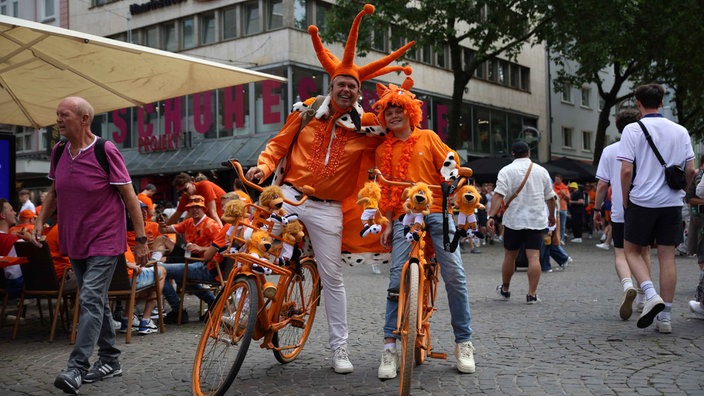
<box><xmin>0</xmin><ymin>15</ymin><xmax>286</xmax><ymax>128</ymax></box>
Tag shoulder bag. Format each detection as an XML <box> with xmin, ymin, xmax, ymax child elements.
<box><xmin>636</xmin><ymin>121</ymin><xmax>687</xmax><ymax>190</ymax></box>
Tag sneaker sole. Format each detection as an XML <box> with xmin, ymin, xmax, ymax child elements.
<box><xmin>82</xmin><ymin>369</ymin><xmax>122</xmax><ymax>383</ymax></box>
<box><xmin>378</xmin><ymin>370</ymin><xmax>397</xmax><ymax>379</ymax></box>
<box><xmin>138</xmin><ymin>329</ymin><xmax>158</xmax><ymax>335</ymax></box>
<box><xmin>619</xmin><ymin>288</ymin><xmax>637</xmax><ymax>320</ymax></box>
<box><xmin>637</xmin><ymin>302</ymin><xmax>665</xmax><ymax>328</ymax></box>
<box><xmin>655</xmin><ymin>323</ymin><xmax>672</xmax><ymax>334</ymax></box>
<box><xmin>53</xmin><ymin>377</ymin><xmax>79</xmax><ymax>394</ymax></box>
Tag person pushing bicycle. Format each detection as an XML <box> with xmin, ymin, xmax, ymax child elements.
<box><xmin>373</xmin><ymin>78</ymin><xmax>476</xmax><ymax>380</ymax></box>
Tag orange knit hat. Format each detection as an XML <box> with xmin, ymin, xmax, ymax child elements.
<box><xmin>373</xmin><ymin>76</ymin><xmax>423</xmax><ymax>128</ymax></box>
<box><xmin>308</xmin><ymin>4</ymin><xmax>415</xmax><ymax>83</ymax></box>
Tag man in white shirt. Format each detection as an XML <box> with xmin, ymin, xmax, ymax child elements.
<box><xmin>618</xmin><ymin>83</ymin><xmax>696</xmax><ymax>333</ymax></box>
<box><xmin>18</xmin><ymin>189</ymin><xmax>35</xmax><ymax>213</ymax></box>
<box><xmin>488</xmin><ymin>141</ymin><xmax>556</xmax><ymax>304</ymax></box>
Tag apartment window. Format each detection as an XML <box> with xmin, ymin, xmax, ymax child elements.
<box><xmin>582</xmin><ymin>131</ymin><xmax>592</xmax><ymax>151</ymax></box>
<box><xmin>0</xmin><ymin>2</ymin><xmax>6</xmax><ymax>15</ymax></box>
<box><xmin>293</xmin><ymin>0</ymin><xmax>308</xmax><ymax>30</ymax></box>
<box><xmin>509</xmin><ymin>64</ymin><xmax>520</xmax><ymax>88</ymax></box>
<box><xmin>474</xmin><ymin>61</ymin><xmax>485</xmax><ymax>79</ymax></box>
<box><xmin>421</xmin><ymin>45</ymin><xmax>432</xmax><ymax>65</ymax></box>
<box><xmin>562</xmin><ymin>127</ymin><xmax>573</xmax><ymax>148</ymax></box>
<box><xmin>182</xmin><ymin>18</ymin><xmax>195</xmax><ymax>49</ymax></box>
<box><xmin>244</xmin><ymin>1</ymin><xmax>261</xmax><ymax>35</ymax></box>
<box><xmin>222</xmin><ymin>7</ymin><xmax>237</xmax><ymax>40</ymax></box>
<box><xmin>41</xmin><ymin>0</ymin><xmax>55</xmax><ymax>20</ymax></box>
<box><xmin>561</xmin><ymin>84</ymin><xmax>572</xmax><ymax>103</ymax></box>
<box><xmin>268</xmin><ymin>0</ymin><xmax>284</xmax><ymax>30</ymax></box>
<box><xmin>314</xmin><ymin>2</ymin><xmax>329</xmax><ymax>30</ymax></box>
<box><xmin>162</xmin><ymin>22</ymin><xmax>177</xmax><ymax>52</ymax></box>
<box><xmin>435</xmin><ymin>46</ymin><xmax>447</xmax><ymax>69</ymax></box>
<box><xmin>487</xmin><ymin>59</ymin><xmax>496</xmax><ymax>82</ymax></box>
<box><xmin>498</xmin><ymin>61</ymin><xmax>508</xmax><ymax>85</ymax></box>
<box><xmin>520</xmin><ymin>67</ymin><xmax>530</xmax><ymax>91</ymax></box>
<box><xmin>201</xmin><ymin>13</ymin><xmax>216</xmax><ymax>44</ymax></box>
<box><xmin>581</xmin><ymin>87</ymin><xmax>591</xmax><ymax>108</ymax></box>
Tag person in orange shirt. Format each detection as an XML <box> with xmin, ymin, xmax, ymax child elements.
<box><xmin>371</xmin><ymin>79</ymin><xmax>475</xmax><ymax>379</ymax></box>
<box><xmin>122</xmin><ymin>244</ymin><xmax>165</xmax><ymax>335</ymax></box>
<box><xmin>245</xmin><ymin>5</ymin><xmax>413</xmax><ymax>374</ymax></box>
<box><xmin>136</xmin><ymin>184</ymin><xmax>157</xmax><ymax>221</ymax></box>
<box><xmin>153</xmin><ymin>195</ymin><xmax>222</xmax><ymax>324</ymax></box>
<box><xmin>126</xmin><ymin>202</ymin><xmax>160</xmax><ymax>252</ymax></box>
<box><xmin>44</xmin><ymin>220</ymin><xmax>76</xmax><ymax>291</ymax></box>
<box><xmin>9</xmin><ymin>209</ymin><xmax>36</xmax><ymax>238</ymax></box>
<box><xmin>553</xmin><ymin>174</ymin><xmax>571</xmax><ymax>243</ymax></box>
<box><xmin>233</xmin><ymin>179</ymin><xmax>253</xmax><ymax>205</ymax></box>
<box><xmin>167</xmin><ymin>173</ymin><xmax>226</xmax><ymax>228</ymax></box>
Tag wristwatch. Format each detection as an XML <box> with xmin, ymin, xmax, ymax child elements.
<box><xmin>135</xmin><ymin>236</ymin><xmax>148</xmax><ymax>244</ymax></box>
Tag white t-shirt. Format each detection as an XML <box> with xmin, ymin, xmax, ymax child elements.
<box><xmin>495</xmin><ymin>158</ymin><xmax>556</xmax><ymax>230</ymax></box>
<box><xmin>617</xmin><ymin>115</ymin><xmax>693</xmax><ymax>208</ymax></box>
<box><xmin>596</xmin><ymin>142</ymin><xmax>625</xmax><ymax>222</ymax></box>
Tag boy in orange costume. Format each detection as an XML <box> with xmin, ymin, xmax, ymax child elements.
<box><xmin>373</xmin><ymin>78</ymin><xmax>476</xmax><ymax>379</ymax></box>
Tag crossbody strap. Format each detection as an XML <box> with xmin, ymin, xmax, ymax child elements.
<box><xmin>637</xmin><ymin>121</ymin><xmax>666</xmax><ymax>167</ymax></box>
<box><xmin>504</xmin><ymin>162</ymin><xmax>533</xmax><ymax>208</ymax></box>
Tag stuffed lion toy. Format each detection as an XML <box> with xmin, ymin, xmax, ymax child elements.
<box><xmin>356</xmin><ymin>181</ymin><xmax>389</xmax><ymax>238</ymax></box>
<box><xmin>401</xmin><ymin>182</ymin><xmax>433</xmax><ymax>242</ymax></box>
<box><xmin>279</xmin><ymin>214</ymin><xmax>305</xmax><ymax>266</ymax></box>
<box><xmin>259</xmin><ymin>185</ymin><xmax>287</xmax><ymax>223</ymax></box>
<box><xmin>247</xmin><ymin>229</ymin><xmax>273</xmax><ymax>274</ymax></box>
<box><xmin>449</xmin><ymin>184</ymin><xmax>485</xmax><ymax>251</ymax></box>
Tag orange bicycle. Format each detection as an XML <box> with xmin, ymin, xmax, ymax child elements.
<box><xmin>369</xmin><ymin>167</ymin><xmax>471</xmax><ymax>396</ymax></box>
<box><xmin>192</xmin><ymin>160</ymin><xmax>321</xmax><ymax>396</ymax></box>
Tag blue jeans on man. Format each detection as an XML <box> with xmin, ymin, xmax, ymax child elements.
<box><xmin>161</xmin><ymin>261</ymin><xmax>216</xmax><ymax>311</ymax></box>
<box><xmin>540</xmin><ymin>242</ymin><xmax>570</xmax><ymax>271</ymax></box>
<box><xmin>68</xmin><ymin>255</ymin><xmax>121</xmax><ymax>372</ymax></box>
<box><xmin>384</xmin><ymin>213</ymin><xmax>473</xmax><ymax>343</ymax></box>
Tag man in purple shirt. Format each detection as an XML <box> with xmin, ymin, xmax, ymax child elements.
<box><xmin>31</xmin><ymin>97</ymin><xmax>148</xmax><ymax>394</ymax></box>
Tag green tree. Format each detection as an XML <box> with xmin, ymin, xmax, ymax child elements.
<box><xmin>322</xmin><ymin>0</ymin><xmax>551</xmax><ymax>150</ymax></box>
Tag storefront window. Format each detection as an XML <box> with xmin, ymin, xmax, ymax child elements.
<box><xmin>255</xmin><ymin>67</ymin><xmax>286</xmax><ymax>134</ymax></box>
<box><xmin>474</xmin><ymin>107</ymin><xmax>491</xmax><ymax>154</ymax></box>
<box><xmin>218</xmin><ymin>84</ymin><xmax>251</xmax><ymax>137</ymax></box>
<box><xmin>292</xmin><ymin>66</ymin><xmax>326</xmax><ymax>103</ymax></box>
<box><xmin>490</xmin><ymin>110</ymin><xmax>507</xmax><ymax>154</ymax></box>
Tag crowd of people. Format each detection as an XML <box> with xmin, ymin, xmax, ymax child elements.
<box><xmin>2</xmin><ymin>4</ymin><xmax>702</xmax><ymax>395</ymax></box>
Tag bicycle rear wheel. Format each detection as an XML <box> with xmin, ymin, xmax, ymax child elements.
<box><xmin>192</xmin><ymin>276</ymin><xmax>258</xmax><ymax>396</ymax></box>
<box><xmin>399</xmin><ymin>261</ymin><xmax>419</xmax><ymax>396</ymax></box>
<box><xmin>272</xmin><ymin>258</ymin><xmax>321</xmax><ymax>363</ymax></box>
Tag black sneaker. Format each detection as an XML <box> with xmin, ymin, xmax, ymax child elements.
<box><xmin>54</xmin><ymin>368</ymin><xmax>83</xmax><ymax>394</ymax></box>
<box><xmin>496</xmin><ymin>285</ymin><xmax>510</xmax><ymax>300</ymax></box>
<box><xmin>526</xmin><ymin>294</ymin><xmax>541</xmax><ymax>305</ymax></box>
<box><xmin>83</xmin><ymin>359</ymin><xmax>122</xmax><ymax>383</ymax></box>
<box><xmin>164</xmin><ymin>309</ymin><xmax>189</xmax><ymax>324</ymax></box>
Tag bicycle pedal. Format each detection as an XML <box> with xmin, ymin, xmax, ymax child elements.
<box><xmin>429</xmin><ymin>352</ymin><xmax>447</xmax><ymax>359</ymax></box>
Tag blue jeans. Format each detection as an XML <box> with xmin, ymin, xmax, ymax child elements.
<box><xmin>161</xmin><ymin>261</ymin><xmax>216</xmax><ymax>311</ymax></box>
<box><xmin>559</xmin><ymin>210</ymin><xmax>568</xmax><ymax>242</ymax></box>
<box><xmin>540</xmin><ymin>243</ymin><xmax>570</xmax><ymax>271</ymax></box>
<box><xmin>69</xmin><ymin>256</ymin><xmax>121</xmax><ymax>371</ymax></box>
<box><xmin>384</xmin><ymin>213</ymin><xmax>473</xmax><ymax>343</ymax></box>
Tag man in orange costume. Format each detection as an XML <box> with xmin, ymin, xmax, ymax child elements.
<box><xmin>246</xmin><ymin>4</ymin><xmax>413</xmax><ymax>374</ymax></box>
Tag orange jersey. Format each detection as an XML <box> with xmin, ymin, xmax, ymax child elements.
<box><xmin>127</xmin><ymin>221</ymin><xmax>160</xmax><ymax>251</ymax></box>
<box><xmin>44</xmin><ymin>224</ymin><xmax>72</xmax><ymax>281</ymax></box>
<box><xmin>172</xmin><ymin>216</ymin><xmax>222</xmax><ymax>255</ymax></box>
<box><xmin>375</xmin><ymin>129</ymin><xmax>457</xmax><ymax>220</ymax></box>
<box><xmin>257</xmin><ymin>112</ymin><xmax>383</xmax><ymax>201</ymax></box>
<box><xmin>177</xmin><ymin>180</ymin><xmax>226</xmax><ymax>218</ymax></box>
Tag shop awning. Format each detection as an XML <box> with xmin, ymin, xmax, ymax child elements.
<box><xmin>121</xmin><ymin>134</ymin><xmax>274</xmax><ymax>177</ymax></box>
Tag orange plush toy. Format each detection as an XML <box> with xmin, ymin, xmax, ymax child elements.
<box><xmin>279</xmin><ymin>214</ymin><xmax>305</xmax><ymax>265</ymax></box>
<box><xmin>450</xmin><ymin>184</ymin><xmax>485</xmax><ymax>252</ymax></box>
<box><xmin>247</xmin><ymin>229</ymin><xmax>274</xmax><ymax>274</ymax></box>
<box><xmin>356</xmin><ymin>181</ymin><xmax>389</xmax><ymax>238</ymax></box>
<box><xmin>259</xmin><ymin>185</ymin><xmax>287</xmax><ymax>224</ymax></box>
<box><xmin>401</xmin><ymin>182</ymin><xmax>433</xmax><ymax>242</ymax></box>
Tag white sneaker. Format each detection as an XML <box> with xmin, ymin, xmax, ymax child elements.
<box><xmin>332</xmin><ymin>347</ymin><xmax>354</xmax><ymax>373</ymax></box>
<box><xmin>595</xmin><ymin>243</ymin><xmax>610</xmax><ymax>250</ymax></box>
<box><xmin>570</xmin><ymin>238</ymin><xmax>583</xmax><ymax>243</ymax></box>
<box><xmin>635</xmin><ymin>291</ymin><xmax>646</xmax><ymax>313</ymax></box>
<box><xmin>688</xmin><ymin>300</ymin><xmax>704</xmax><ymax>319</ymax></box>
<box><xmin>655</xmin><ymin>315</ymin><xmax>672</xmax><ymax>334</ymax></box>
<box><xmin>637</xmin><ymin>295</ymin><xmax>665</xmax><ymax>329</ymax></box>
<box><xmin>111</xmin><ymin>317</ymin><xmax>121</xmax><ymax>330</ymax></box>
<box><xmin>371</xmin><ymin>263</ymin><xmax>381</xmax><ymax>275</ymax></box>
<box><xmin>377</xmin><ymin>348</ymin><xmax>398</xmax><ymax>379</ymax></box>
<box><xmin>454</xmin><ymin>341</ymin><xmax>476</xmax><ymax>373</ymax></box>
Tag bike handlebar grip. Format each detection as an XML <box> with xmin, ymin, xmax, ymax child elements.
<box><xmin>298</xmin><ymin>185</ymin><xmax>316</xmax><ymax>197</ymax></box>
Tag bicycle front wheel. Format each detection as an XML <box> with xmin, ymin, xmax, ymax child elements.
<box><xmin>272</xmin><ymin>258</ymin><xmax>321</xmax><ymax>363</ymax></box>
<box><xmin>399</xmin><ymin>261</ymin><xmax>419</xmax><ymax>396</ymax></box>
<box><xmin>192</xmin><ymin>276</ymin><xmax>258</xmax><ymax>396</ymax></box>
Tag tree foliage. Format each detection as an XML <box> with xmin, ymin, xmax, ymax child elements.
<box><xmin>322</xmin><ymin>0</ymin><xmax>551</xmax><ymax>149</ymax></box>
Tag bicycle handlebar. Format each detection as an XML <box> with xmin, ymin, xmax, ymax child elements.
<box><xmin>367</xmin><ymin>167</ymin><xmax>473</xmax><ymax>190</ymax></box>
<box><xmin>225</xmin><ymin>159</ymin><xmax>315</xmax><ymax>206</ymax></box>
